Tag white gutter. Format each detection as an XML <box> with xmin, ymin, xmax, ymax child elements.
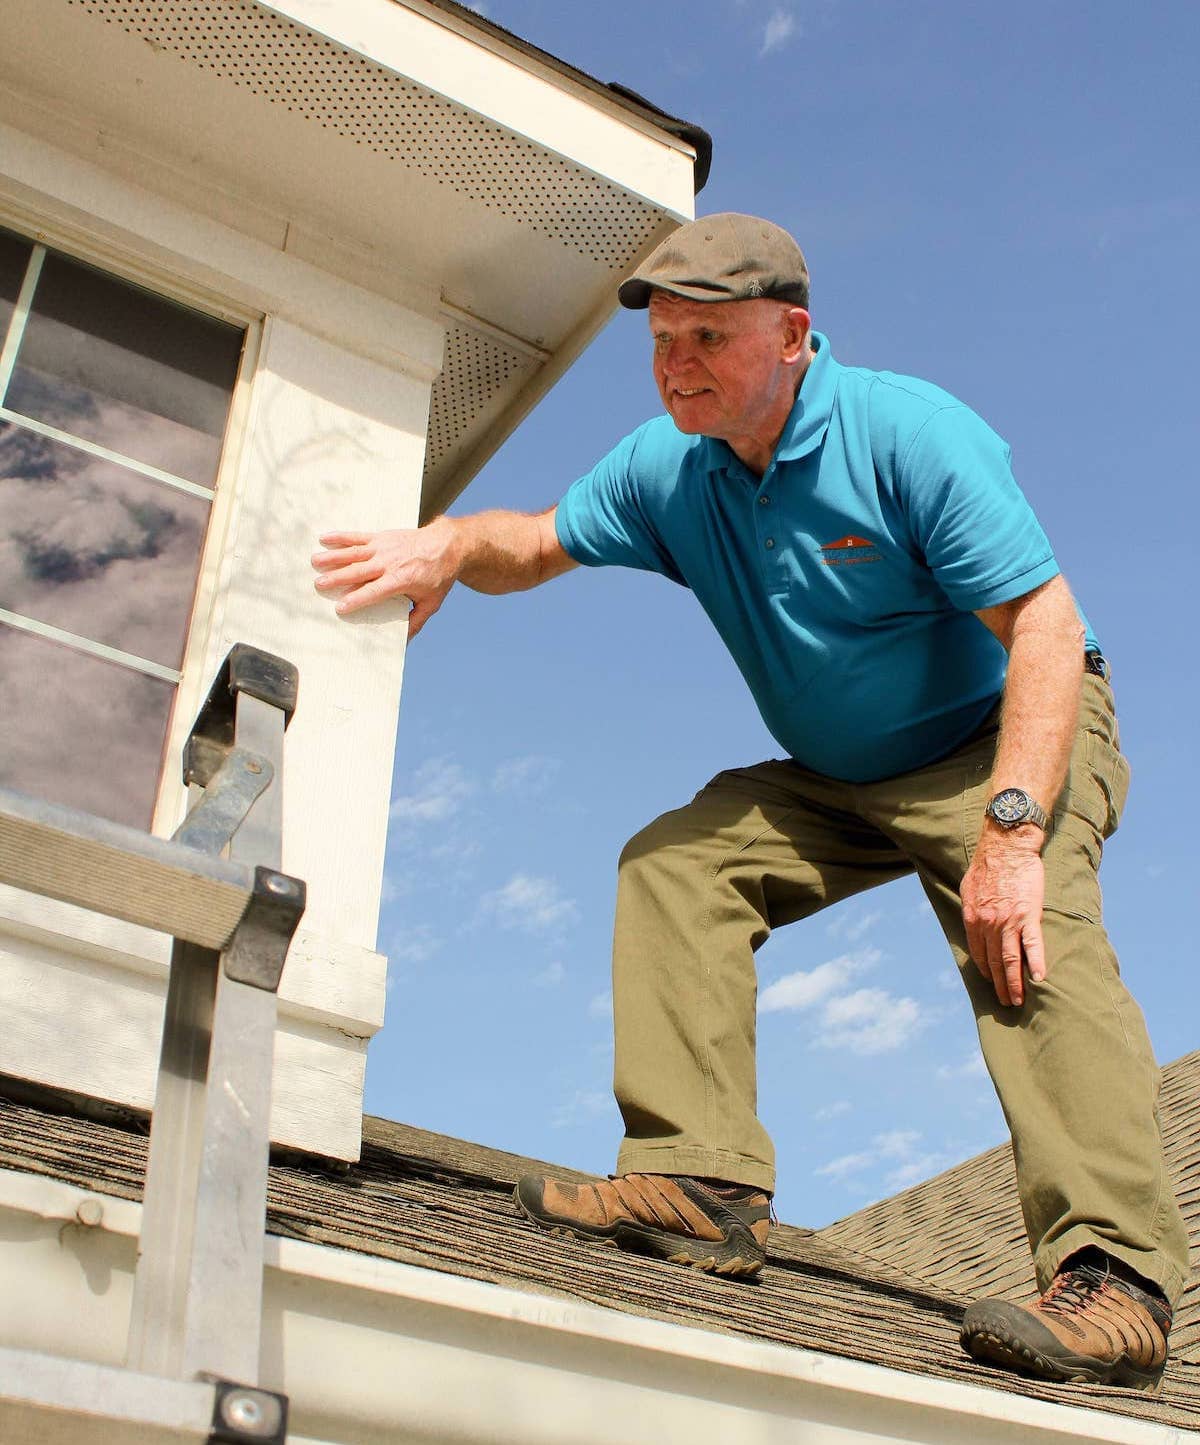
<box><xmin>0</xmin><ymin>1168</ymin><xmax>1190</xmax><ymax>1445</ymax></box>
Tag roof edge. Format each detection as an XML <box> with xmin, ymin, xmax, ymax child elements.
<box><xmin>401</xmin><ymin>0</ymin><xmax>713</xmax><ymax>191</ymax></box>
<box><xmin>1</xmin><ymin>1166</ymin><xmax>1180</xmax><ymax>1445</ymax></box>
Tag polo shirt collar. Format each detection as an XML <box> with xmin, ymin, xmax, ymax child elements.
<box><xmin>699</xmin><ymin>330</ymin><xmax>839</xmax><ymax>474</ymax></box>
<box><xmin>774</xmin><ymin>330</ymin><xmax>838</xmax><ymax>462</ymax></box>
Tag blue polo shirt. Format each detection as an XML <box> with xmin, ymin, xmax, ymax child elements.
<box><xmin>556</xmin><ymin>333</ymin><xmax>1096</xmax><ymax>782</ymax></box>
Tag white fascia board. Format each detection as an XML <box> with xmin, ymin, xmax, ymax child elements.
<box><xmin>259</xmin><ymin>0</ymin><xmax>697</xmax><ymax>220</ymax></box>
<box><xmin>0</xmin><ymin>1169</ymin><xmax>1186</xmax><ymax>1445</ymax></box>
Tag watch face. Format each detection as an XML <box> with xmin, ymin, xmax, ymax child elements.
<box><xmin>990</xmin><ymin>788</ymin><xmax>1031</xmax><ymax>824</ymax></box>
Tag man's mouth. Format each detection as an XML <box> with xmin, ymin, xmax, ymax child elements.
<box><xmin>674</xmin><ymin>387</ymin><xmax>709</xmax><ymax>398</ymax></box>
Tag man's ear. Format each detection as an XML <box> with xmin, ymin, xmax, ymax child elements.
<box><xmin>780</xmin><ymin>306</ymin><xmax>811</xmax><ymax>363</ymax></box>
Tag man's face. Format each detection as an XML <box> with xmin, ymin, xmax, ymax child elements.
<box><xmin>648</xmin><ymin>292</ymin><xmax>807</xmax><ymax>448</ymax></box>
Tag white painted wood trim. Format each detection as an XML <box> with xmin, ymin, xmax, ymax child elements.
<box><xmin>0</xmin><ymin>927</ymin><xmax>373</xmax><ymax>1159</ymax></box>
<box><xmin>0</xmin><ymin>240</ymin><xmax>43</xmax><ymax>396</ymax></box>
<box><xmin>0</xmin><ymin>122</ymin><xmax>446</xmax><ymax>381</ymax></box>
<box><xmin>0</xmin><ymin>887</ymin><xmax>385</xmax><ymax>1032</ymax></box>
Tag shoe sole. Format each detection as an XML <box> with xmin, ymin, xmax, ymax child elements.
<box><xmin>513</xmin><ymin>1188</ymin><xmax>764</xmax><ymax>1279</ymax></box>
<box><xmin>961</xmin><ymin>1308</ymin><xmax>1165</xmax><ymax>1393</ymax></box>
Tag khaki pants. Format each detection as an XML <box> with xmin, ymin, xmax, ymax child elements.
<box><xmin>612</xmin><ymin>674</ymin><xmax>1190</xmax><ymax>1305</ymax></box>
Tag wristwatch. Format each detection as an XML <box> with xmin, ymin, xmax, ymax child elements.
<box><xmin>985</xmin><ymin>787</ymin><xmax>1049</xmax><ymax>831</ymax></box>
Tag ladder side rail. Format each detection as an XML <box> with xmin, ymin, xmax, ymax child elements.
<box><xmin>180</xmin><ymin>691</ymin><xmax>286</xmax><ymax>1383</ymax></box>
<box><xmin>126</xmin><ymin>650</ymin><xmax>303</xmax><ymax>1388</ymax></box>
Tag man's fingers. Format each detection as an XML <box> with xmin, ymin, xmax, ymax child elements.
<box><xmin>407</xmin><ymin>600</ymin><xmax>435</xmax><ymax>639</ymax></box>
<box><xmin>1024</xmin><ymin>920</ymin><xmax>1047</xmax><ymax>985</ymax></box>
<box><xmin>314</xmin><ymin>558</ymin><xmax>384</xmax><ymax>592</ymax></box>
<box><xmin>981</xmin><ymin>928</ymin><xmax>1012</xmax><ymax>1008</ymax></box>
<box><xmin>317</xmin><ymin>531</ymin><xmax>372</xmax><ymax>549</ymax></box>
<box><xmin>999</xmin><ymin>926</ymin><xmax>1025</xmax><ymax>1008</ymax></box>
<box><xmin>312</xmin><ymin>543</ymin><xmax>374</xmax><ymax>572</ymax></box>
<box><xmin>963</xmin><ymin>915</ymin><xmax>990</xmax><ymax>982</ymax></box>
<box><xmin>334</xmin><ymin>578</ymin><xmax>409</xmax><ymax>616</ymax></box>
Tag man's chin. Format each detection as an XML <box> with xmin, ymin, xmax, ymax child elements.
<box><xmin>666</xmin><ymin>405</ymin><xmax>715</xmax><ymax>437</ymax></box>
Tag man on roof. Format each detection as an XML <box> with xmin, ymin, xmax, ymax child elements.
<box><xmin>312</xmin><ymin>213</ymin><xmax>1187</xmax><ymax>1392</ymax></box>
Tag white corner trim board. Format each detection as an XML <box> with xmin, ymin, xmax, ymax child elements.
<box><xmin>0</xmin><ymin>1169</ymin><xmax>1187</xmax><ymax>1445</ymax></box>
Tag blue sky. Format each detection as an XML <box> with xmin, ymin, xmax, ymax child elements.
<box><xmin>365</xmin><ymin>0</ymin><xmax>1200</xmax><ymax>1229</ymax></box>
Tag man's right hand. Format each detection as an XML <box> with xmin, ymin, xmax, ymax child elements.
<box><xmin>311</xmin><ymin>518</ymin><xmax>460</xmax><ymax>638</ymax></box>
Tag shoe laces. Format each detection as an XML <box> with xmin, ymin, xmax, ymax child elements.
<box><xmin>1042</xmin><ymin>1262</ymin><xmax>1111</xmax><ymax>1317</ymax></box>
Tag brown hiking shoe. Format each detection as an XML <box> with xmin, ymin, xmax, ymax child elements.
<box><xmin>960</xmin><ymin>1251</ymin><xmax>1172</xmax><ymax>1391</ymax></box>
<box><xmin>513</xmin><ymin>1172</ymin><xmax>770</xmax><ymax>1278</ymax></box>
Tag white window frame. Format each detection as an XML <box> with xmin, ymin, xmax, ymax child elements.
<box><xmin>0</xmin><ymin>206</ymin><xmax>264</xmax><ymax>836</ymax></box>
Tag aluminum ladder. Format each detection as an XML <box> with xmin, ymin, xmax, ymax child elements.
<box><xmin>0</xmin><ymin>644</ymin><xmax>306</xmax><ymax>1444</ymax></box>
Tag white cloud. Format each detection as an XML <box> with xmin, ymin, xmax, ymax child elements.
<box><xmin>817</xmin><ymin>987</ymin><xmax>923</xmax><ymax>1055</ymax></box>
<box><xmin>534</xmin><ymin>960</ymin><xmax>566</xmax><ymax>988</ymax></box>
<box><xmin>389</xmin><ymin>757</ymin><xmax>473</xmax><ymax>825</ymax></box>
<box><xmin>588</xmin><ymin>990</ymin><xmax>614</xmax><ymax>1020</ymax></box>
<box><xmin>551</xmin><ymin>1089</ymin><xmax>614</xmax><ymax>1129</ymax></box>
<box><xmin>491</xmin><ymin>754</ymin><xmax>560</xmax><ymax>795</ymax></box>
<box><xmin>813</xmin><ymin>1099</ymin><xmax>852</xmax><ymax>1122</ymax></box>
<box><xmin>826</xmin><ymin>910</ymin><xmax>883</xmax><ymax>944</ymax></box>
<box><xmin>816</xmin><ymin>1129</ymin><xmax>950</xmax><ymax>1193</ymax></box>
<box><xmin>936</xmin><ymin>967</ymin><xmax>962</xmax><ymax>992</ymax></box>
<box><xmin>388</xmin><ymin>924</ymin><xmax>442</xmax><ymax>965</ymax></box>
<box><xmin>884</xmin><ymin>1153</ymin><xmax>954</xmax><ymax>1191</ymax></box>
<box><xmin>760</xmin><ymin>7</ymin><xmax>797</xmax><ymax>56</ymax></box>
<box><xmin>874</xmin><ymin>1128</ymin><xmax>921</xmax><ymax>1158</ymax></box>
<box><xmin>480</xmin><ymin>873</ymin><xmax>578</xmax><ymax>934</ymax></box>
<box><xmin>759</xmin><ymin>948</ymin><xmax>880</xmax><ymax>1014</ymax></box>
<box><xmin>815</xmin><ymin>1149</ymin><xmax>875</xmax><ymax>1181</ymax></box>
<box><xmin>936</xmin><ymin>1051</ymin><xmax>988</xmax><ymax>1082</ymax></box>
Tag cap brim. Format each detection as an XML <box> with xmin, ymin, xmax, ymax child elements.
<box><xmin>617</xmin><ymin>277</ymin><xmax>742</xmax><ymax>310</ymax></box>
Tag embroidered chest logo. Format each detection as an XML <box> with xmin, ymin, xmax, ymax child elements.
<box><xmin>820</xmin><ymin>535</ymin><xmax>883</xmax><ymax>566</ymax></box>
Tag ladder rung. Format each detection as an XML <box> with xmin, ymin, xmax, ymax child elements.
<box><xmin>0</xmin><ymin>787</ymin><xmax>253</xmax><ymax>950</ymax></box>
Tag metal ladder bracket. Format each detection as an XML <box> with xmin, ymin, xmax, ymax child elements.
<box><xmin>190</xmin><ymin>645</ymin><xmax>299</xmax><ymax>759</ymax></box>
<box><xmin>207</xmin><ymin>1378</ymin><xmax>288</xmax><ymax>1445</ymax></box>
<box><xmin>223</xmin><ymin>864</ymin><xmax>306</xmax><ymax>991</ymax></box>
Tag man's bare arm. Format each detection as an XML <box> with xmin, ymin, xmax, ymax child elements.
<box><xmin>311</xmin><ymin>507</ymin><xmax>577</xmax><ymax>638</ymax></box>
<box><xmin>961</xmin><ymin>573</ymin><xmax>1085</xmax><ymax>1007</ymax></box>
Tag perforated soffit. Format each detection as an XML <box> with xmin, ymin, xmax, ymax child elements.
<box><xmin>423</xmin><ymin>323</ymin><xmax>534</xmax><ymax>491</ymax></box>
<box><xmin>66</xmin><ymin>0</ymin><xmax>668</xmax><ymax>271</ymax></box>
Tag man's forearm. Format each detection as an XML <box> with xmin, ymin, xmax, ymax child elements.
<box><xmin>447</xmin><ymin>509</ymin><xmax>564</xmax><ymax>594</ymax></box>
<box><xmin>312</xmin><ymin>505</ymin><xmax>573</xmax><ymax>634</ymax></box>
<box><xmin>987</xmin><ymin>581</ymin><xmax>1086</xmax><ymax>832</ymax></box>
<box><xmin>962</xmin><ymin>576</ymin><xmax>1085</xmax><ymax>1005</ymax></box>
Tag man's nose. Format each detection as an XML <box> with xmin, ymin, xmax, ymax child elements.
<box><xmin>660</xmin><ymin>338</ymin><xmax>697</xmax><ymax>372</ymax></box>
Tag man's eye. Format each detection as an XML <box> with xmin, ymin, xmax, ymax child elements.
<box><xmin>700</xmin><ymin>331</ymin><xmax>720</xmax><ymax>344</ymax></box>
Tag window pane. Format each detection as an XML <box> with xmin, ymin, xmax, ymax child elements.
<box><xmin>6</xmin><ymin>253</ymin><xmax>243</xmax><ymax>487</ymax></box>
<box><xmin>0</xmin><ymin>228</ymin><xmax>33</xmax><ymax>353</ymax></box>
<box><xmin>0</xmin><ymin>625</ymin><xmax>175</xmax><ymax>829</ymax></box>
<box><xmin>0</xmin><ymin>421</ymin><xmax>211</xmax><ymax>669</ymax></box>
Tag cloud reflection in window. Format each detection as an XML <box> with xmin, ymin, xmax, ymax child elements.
<box><xmin>0</xmin><ymin>421</ymin><xmax>209</xmax><ymax>668</ymax></box>
<box><xmin>0</xmin><ymin>624</ymin><xmax>174</xmax><ymax>829</ymax></box>
<box><xmin>6</xmin><ymin>252</ymin><xmax>242</xmax><ymax>488</ymax></box>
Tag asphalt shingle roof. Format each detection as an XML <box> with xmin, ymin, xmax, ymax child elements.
<box><xmin>1</xmin><ymin>1051</ymin><xmax>1197</xmax><ymax>1431</ymax></box>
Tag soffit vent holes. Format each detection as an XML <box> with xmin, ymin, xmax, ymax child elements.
<box><xmin>67</xmin><ymin>0</ymin><xmax>663</xmax><ymax>269</ymax></box>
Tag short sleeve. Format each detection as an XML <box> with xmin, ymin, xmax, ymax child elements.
<box><xmin>899</xmin><ymin>405</ymin><xmax>1059</xmax><ymax>611</ymax></box>
<box><xmin>555</xmin><ymin>425</ymin><xmax>685</xmax><ymax>584</ymax></box>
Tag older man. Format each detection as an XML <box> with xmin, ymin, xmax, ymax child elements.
<box><xmin>312</xmin><ymin>214</ymin><xmax>1187</xmax><ymax>1390</ymax></box>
